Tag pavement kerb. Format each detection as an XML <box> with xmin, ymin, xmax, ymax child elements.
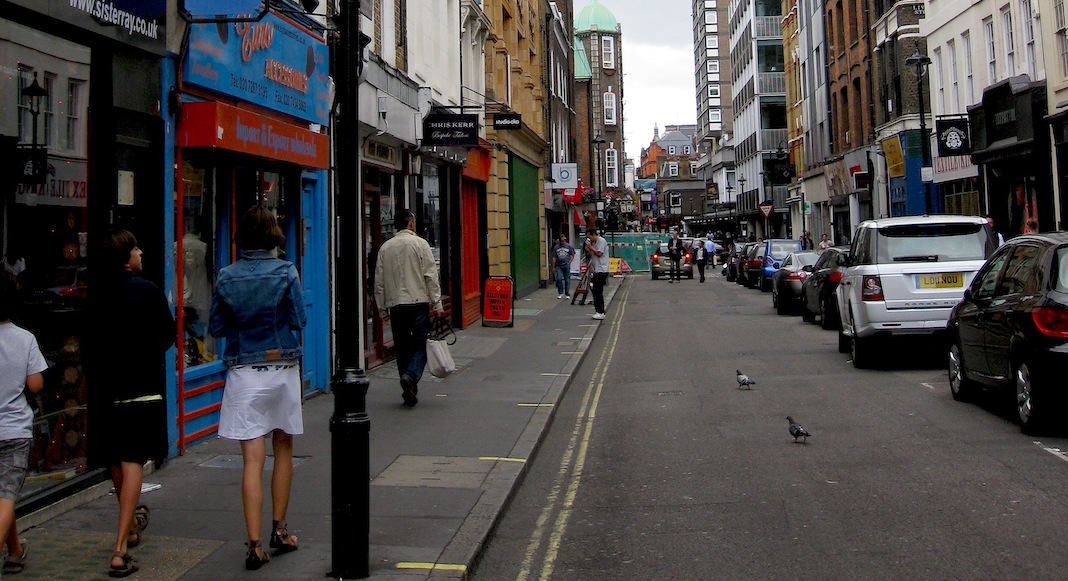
<box><xmin>435</xmin><ymin>276</ymin><xmax>625</xmax><ymax>579</ymax></box>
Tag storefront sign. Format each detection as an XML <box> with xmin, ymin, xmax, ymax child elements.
<box><xmin>15</xmin><ymin>157</ymin><xmax>88</xmax><ymax>207</ymax></box>
<box><xmin>179</xmin><ymin>101</ymin><xmax>329</xmax><ymax>168</ymax></box>
<box><xmin>482</xmin><ymin>276</ymin><xmax>514</xmax><ymax>327</ymax></box>
<box><xmin>933</xmin><ymin>155</ymin><xmax>978</xmax><ymax>183</ymax></box>
<box><xmin>422</xmin><ymin>113</ymin><xmax>479</xmax><ymax>147</ymax></box>
<box><xmin>936</xmin><ymin>118</ymin><xmax>971</xmax><ymax>156</ymax></box>
<box><xmin>493</xmin><ymin>113</ymin><xmax>522</xmax><ymax>130</ymax></box>
<box><xmin>881</xmin><ymin>135</ymin><xmax>906</xmax><ymax>178</ymax></box>
<box><xmin>9</xmin><ymin>0</ymin><xmax>166</xmax><ymax>54</ymax></box>
<box><xmin>181</xmin><ymin>0</ymin><xmax>265</xmax><ymax>22</ymax></box>
<box><xmin>183</xmin><ymin>10</ymin><xmax>330</xmax><ymax>125</ymax></box>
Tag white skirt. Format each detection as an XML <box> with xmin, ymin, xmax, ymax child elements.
<box><xmin>218</xmin><ymin>360</ymin><xmax>304</xmax><ymax>441</ymax></box>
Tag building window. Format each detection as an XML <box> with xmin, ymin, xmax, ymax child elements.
<box><xmin>948</xmin><ymin>40</ymin><xmax>959</xmax><ymax>111</ymax></box>
<box><xmin>1002</xmin><ymin>7</ymin><xmax>1015</xmax><ymax>75</ymax></box>
<box><xmin>706</xmin><ymin>60</ymin><xmax>720</xmax><ymax>73</ymax></box>
<box><xmin>705</xmin><ymin>11</ymin><xmax>718</xmax><ymax>24</ymax></box>
<box><xmin>16</xmin><ymin>67</ymin><xmax>30</xmax><ymax>143</ymax></box>
<box><xmin>1020</xmin><ymin>0</ymin><xmax>1036</xmax><ymax>78</ymax></box>
<box><xmin>709</xmin><ymin>109</ymin><xmax>722</xmax><ymax>122</ymax></box>
<box><xmin>604</xmin><ymin>89</ymin><xmax>617</xmax><ymax>125</ymax></box>
<box><xmin>962</xmin><ymin>32</ymin><xmax>974</xmax><ymax>104</ymax></box>
<box><xmin>602</xmin><ymin>36</ymin><xmax>616</xmax><ymax>69</ymax></box>
<box><xmin>690</xmin><ymin>161</ymin><xmax>698</xmax><ymax>175</ymax></box>
<box><xmin>670</xmin><ymin>192</ymin><xmax>681</xmax><ymax>207</ymax></box>
<box><xmin>668</xmin><ymin>162</ymin><xmax>679</xmax><ymax>177</ymax></box>
<box><xmin>684</xmin><ymin>145</ymin><xmax>692</xmax><ymax>154</ymax></box>
<box><xmin>934</xmin><ymin>48</ymin><xmax>944</xmax><ymax>113</ymax></box>
<box><xmin>708</xmin><ymin>85</ymin><xmax>721</xmax><ymax>98</ymax></box>
<box><xmin>984</xmin><ymin>18</ymin><xmax>997</xmax><ymax>82</ymax></box>
<box><xmin>65</xmin><ymin>80</ymin><xmax>83</xmax><ymax>152</ymax></box>
<box><xmin>43</xmin><ymin>73</ymin><xmax>55</xmax><ymax>147</ymax></box>
<box><xmin>605</xmin><ymin>148</ymin><xmax>618</xmax><ymax>186</ymax></box>
<box><xmin>706</xmin><ymin>36</ymin><xmax>719</xmax><ymax>49</ymax></box>
<box><xmin>1058</xmin><ymin>0</ymin><xmax>1068</xmax><ymax>76</ymax></box>
<box><xmin>669</xmin><ymin>145</ymin><xmax>677</xmax><ymax>155</ymax></box>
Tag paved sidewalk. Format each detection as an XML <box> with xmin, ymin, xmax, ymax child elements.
<box><xmin>11</xmin><ymin>276</ymin><xmax>624</xmax><ymax>580</ymax></box>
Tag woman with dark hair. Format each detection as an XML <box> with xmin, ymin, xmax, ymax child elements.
<box><xmin>87</xmin><ymin>229</ymin><xmax>175</xmax><ymax>577</ymax></box>
<box><xmin>209</xmin><ymin>207</ymin><xmax>306</xmax><ymax>570</ymax></box>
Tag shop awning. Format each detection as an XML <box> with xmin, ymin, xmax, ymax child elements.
<box><xmin>179</xmin><ymin>101</ymin><xmax>329</xmax><ymax>169</ymax></box>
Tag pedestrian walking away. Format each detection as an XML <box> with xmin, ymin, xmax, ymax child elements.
<box><xmin>985</xmin><ymin>214</ymin><xmax>1006</xmax><ymax>246</ymax></box>
<box><xmin>584</xmin><ymin>229</ymin><xmax>610</xmax><ymax>319</ymax></box>
<box><xmin>209</xmin><ymin>207</ymin><xmax>307</xmax><ymax>571</ymax></box>
<box><xmin>86</xmin><ymin>229</ymin><xmax>176</xmax><ymax>578</ymax></box>
<box><xmin>374</xmin><ymin>209</ymin><xmax>446</xmax><ymax>407</ymax></box>
<box><xmin>552</xmin><ymin>234</ymin><xmax>576</xmax><ymax>299</ymax></box>
<box><xmin>666</xmin><ymin>230</ymin><xmax>685</xmax><ymax>283</ymax></box>
<box><xmin>0</xmin><ymin>273</ymin><xmax>47</xmax><ymax>577</ymax></box>
<box><xmin>804</xmin><ymin>231</ymin><xmax>814</xmax><ymax>250</ymax></box>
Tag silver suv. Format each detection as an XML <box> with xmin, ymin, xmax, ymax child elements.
<box><xmin>835</xmin><ymin>215</ymin><xmax>998</xmax><ymax>368</ymax></box>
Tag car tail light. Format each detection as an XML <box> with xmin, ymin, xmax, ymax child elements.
<box><xmin>1032</xmin><ymin>307</ymin><xmax>1068</xmax><ymax>338</ymax></box>
<box><xmin>652</xmin><ymin>253</ymin><xmax>659</xmax><ymax>262</ymax></box>
<box><xmin>861</xmin><ymin>275</ymin><xmax>883</xmax><ymax>301</ymax></box>
<box><xmin>786</xmin><ymin>271</ymin><xmax>807</xmax><ymax>281</ymax></box>
<box><xmin>684</xmin><ymin>253</ymin><xmax>691</xmax><ymax>264</ymax></box>
<box><xmin>828</xmin><ymin>271</ymin><xmax>842</xmax><ymax>284</ymax></box>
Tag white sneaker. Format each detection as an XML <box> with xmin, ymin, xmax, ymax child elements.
<box><xmin>564</xmin><ymin>295</ymin><xmax>570</xmax><ymax>300</ymax></box>
<box><xmin>592</xmin><ymin>313</ymin><xmax>606</xmax><ymax>320</ymax></box>
<box><xmin>558</xmin><ymin>294</ymin><xmax>564</xmax><ymax>299</ymax></box>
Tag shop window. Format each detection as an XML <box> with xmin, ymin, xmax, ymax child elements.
<box><xmin>178</xmin><ymin>160</ymin><xmax>296</xmax><ymax>369</ymax></box>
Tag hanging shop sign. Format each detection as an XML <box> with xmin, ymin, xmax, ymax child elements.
<box><xmin>9</xmin><ymin>0</ymin><xmax>166</xmax><ymax>53</ymax></box>
<box><xmin>181</xmin><ymin>0</ymin><xmax>266</xmax><ymax>22</ymax></box>
<box><xmin>179</xmin><ymin>101</ymin><xmax>329</xmax><ymax>169</ymax></box>
<box><xmin>422</xmin><ymin>113</ymin><xmax>479</xmax><ymax>147</ymax></box>
<box><xmin>551</xmin><ymin>163</ymin><xmax>578</xmax><ymax>189</ymax></box>
<box><xmin>493</xmin><ymin>113</ymin><xmax>522</xmax><ymax>130</ymax></box>
<box><xmin>936</xmin><ymin>118</ymin><xmax>971</xmax><ymax>157</ymax></box>
<box><xmin>881</xmin><ymin>135</ymin><xmax>906</xmax><ymax>178</ymax></box>
<box><xmin>183</xmin><ymin>10</ymin><xmax>330</xmax><ymax>125</ymax></box>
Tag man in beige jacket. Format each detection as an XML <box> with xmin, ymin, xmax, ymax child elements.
<box><xmin>374</xmin><ymin>209</ymin><xmax>445</xmax><ymax>407</ymax></box>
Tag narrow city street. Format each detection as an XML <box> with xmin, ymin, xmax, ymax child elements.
<box><xmin>473</xmin><ymin>272</ymin><xmax>1068</xmax><ymax>580</ymax></box>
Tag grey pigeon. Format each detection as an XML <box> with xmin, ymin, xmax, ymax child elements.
<box><xmin>736</xmin><ymin>369</ymin><xmax>755</xmax><ymax>389</ymax></box>
<box><xmin>787</xmin><ymin>416</ymin><xmax>811</xmax><ymax>443</ymax></box>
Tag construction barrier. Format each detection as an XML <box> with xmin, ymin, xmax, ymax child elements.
<box><xmin>601</xmin><ymin>232</ymin><xmax>664</xmax><ymax>272</ymax></box>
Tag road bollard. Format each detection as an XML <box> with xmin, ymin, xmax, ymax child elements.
<box><xmin>330</xmin><ymin>367</ymin><xmax>370</xmax><ymax>578</ymax></box>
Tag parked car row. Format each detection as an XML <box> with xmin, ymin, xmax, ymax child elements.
<box><xmin>754</xmin><ymin>215</ymin><xmax>1068</xmax><ymax>434</ymax></box>
<box><xmin>723</xmin><ymin>239</ymin><xmax>804</xmax><ymax>292</ymax></box>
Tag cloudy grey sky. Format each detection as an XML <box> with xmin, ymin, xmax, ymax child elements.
<box><xmin>594</xmin><ymin>0</ymin><xmax>697</xmax><ymax>161</ymax></box>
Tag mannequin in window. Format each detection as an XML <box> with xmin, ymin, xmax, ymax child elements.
<box><xmin>183</xmin><ymin>217</ymin><xmax>214</xmax><ymax>363</ymax></box>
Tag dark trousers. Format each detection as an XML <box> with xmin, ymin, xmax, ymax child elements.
<box><xmin>669</xmin><ymin>255</ymin><xmax>682</xmax><ymax>280</ymax></box>
<box><xmin>388</xmin><ymin>303</ymin><xmax>431</xmax><ymax>384</ymax></box>
<box><xmin>591</xmin><ymin>272</ymin><xmax>608</xmax><ymax>314</ymax></box>
<box><xmin>696</xmin><ymin>258</ymin><xmax>707</xmax><ymax>282</ymax></box>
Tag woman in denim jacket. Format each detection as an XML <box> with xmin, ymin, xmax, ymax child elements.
<box><xmin>209</xmin><ymin>207</ymin><xmax>307</xmax><ymax>570</ymax></box>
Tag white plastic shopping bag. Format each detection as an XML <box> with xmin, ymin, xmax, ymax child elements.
<box><xmin>426</xmin><ymin>338</ymin><xmax>456</xmax><ymax>378</ymax></box>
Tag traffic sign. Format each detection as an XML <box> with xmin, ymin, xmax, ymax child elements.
<box><xmin>759</xmin><ymin>201</ymin><xmax>774</xmax><ymax>218</ymax></box>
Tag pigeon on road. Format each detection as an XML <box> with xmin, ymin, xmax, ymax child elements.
<box><xmin>787</xmin><ymin>416</ymin><xmax>811</xmax><ymax>443</ymax></box>
<box><xmin>736</xmin><ymin>369</ymin><xmax>755</xmax><ymax>389</ymax></box>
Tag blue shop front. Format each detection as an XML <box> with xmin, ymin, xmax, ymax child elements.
<box><xmin>173</xmin><ymin>9</ymin><xmax>332</xmax><ymax>452</ymax></box>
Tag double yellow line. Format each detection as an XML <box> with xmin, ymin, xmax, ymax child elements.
<box><xmin>515</xmin><ymin>283</ymin><xmax>628</xmax><ymax>581</ymax></box>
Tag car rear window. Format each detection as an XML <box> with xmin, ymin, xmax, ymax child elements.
<box><xmin>875</xmin><ymin>223</ymin><xmax>988</xmax><ymax>263</ymax></box>
<box><xmin>1056</xmin><ymin>248</ymin><xmax>1068</xmax><ymax>292</ymax></box>
<box><xmin>768</xmin><ymin>241</ymin><xmax>802</xmax><ymax>259</ymax></box>
<box><xmin>796</xmin><ymin>253</ymin><xmax>819</xmax><ymax>266</ymax></box>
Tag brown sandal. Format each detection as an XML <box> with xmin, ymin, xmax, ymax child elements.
<box><xmin>108</xmin><ymin>551</ymin><xmax>139</xmax><ymax>578</ymax></box>
<box><xmin>245</xmin><ymin>540</ymin><xmax>269</xmax><ymax>570</ymax></box>
<box><xmin>269</xmin><ymin>523</ymin><xmax>299</xmax><ymax>555</ymax></box>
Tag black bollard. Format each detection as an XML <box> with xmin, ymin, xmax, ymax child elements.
<box><xmin>330</xmin><ymin>368</ymin><xmax>370</xmax><ymax>578</ymax></box>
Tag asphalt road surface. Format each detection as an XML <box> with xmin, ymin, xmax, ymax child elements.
<box><xmin>472</xmin><ymin>270</ymin><xmax>1068</xmax><ymax>580</ymax></box>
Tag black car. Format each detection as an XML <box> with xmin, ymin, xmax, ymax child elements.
<box><xmin>946</xmin><ymin>233</ymin><xmax>1068</xmax><ymax>434</ymax></box>
<box><xmin>801</xmin><ymin>246</ymin><xmax>850</xmax><ymax>329</ymax></box>
<box><xmin>731</xmin><ymin>242</ymin><xmax>757</xmax><ymax>284</ymax></box>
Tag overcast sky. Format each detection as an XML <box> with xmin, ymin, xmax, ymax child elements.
<box><xmin>596</xmin><ymin>0</ymin><xmax>697</xmax><ymax>161</ymax></box>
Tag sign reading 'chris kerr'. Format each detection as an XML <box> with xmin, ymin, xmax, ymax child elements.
<box><xmin>422</xmin><ymin>113</ymin><xmax>479</xmax><ymax>147</ymax></box>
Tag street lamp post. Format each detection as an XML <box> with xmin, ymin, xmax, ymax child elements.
<box><xmin>726</xmin><ymin>183</ymin><xmax>735</xmax><ymax>241</ymax></box>
<box><xmin>737</xmin><ymin>176</ymin><xmax>747</xmax><ymax>240</ymax></box>
<box><xmin>20</xmin><ymin>72</ymin><xmax>48</xmax><ymax>184</ymax></box>
<box><xmin>759</xmin><ymin>171</ymin><xmax>770</xmax><ymax>239</ymax></box>
<box><xmin>591</xmin><ymin>133</ymin><xmax>607</xmax><ymax>253</ymax></box>
<box><xmin>906</xmin><ymin>49</ymin><xmax>933</xmax><ymax>215</ymax></box>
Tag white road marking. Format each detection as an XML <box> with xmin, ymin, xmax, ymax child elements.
<box><xmin>921</xmin><ymin>382</ymin><xmax>935</xmax><ymax>391</ymax></box>
<box><xmin>1035</xmin><ymin>441</ymin><xmax>1068</xmax><ymax>464</ymax></box>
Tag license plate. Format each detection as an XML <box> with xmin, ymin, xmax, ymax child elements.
<box><xmin>918</xmin><ymin>273</ymin><xmax>963</xmax><ymax>288</ymax></box>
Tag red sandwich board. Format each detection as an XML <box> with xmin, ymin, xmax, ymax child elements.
<box><xmin>482</xmin><ymin>276</ymin><xmax>514</xmax><ymax>327</ymax></box>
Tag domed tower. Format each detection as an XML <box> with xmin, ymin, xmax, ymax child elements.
<box><xmin>574</xmin><ymin>0</ymin><xmax>624</xmax><ymax>205</ymax></box>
